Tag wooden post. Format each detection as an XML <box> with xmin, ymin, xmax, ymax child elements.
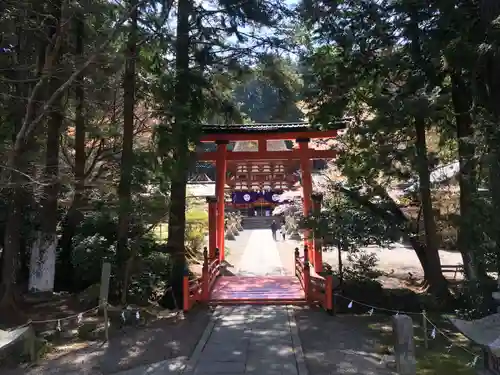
<box><xmin>182</xmin><ymin>267</ymin><xmax>190</xmax><ymax>312</ymax></box>
<box><xmin>422</xmin><ymin>310</ymin><xmax>428</xmax><ymax>349</ymax></box>
<box><xmin>303</xmin><ymin>245</ymin><xmax>310</xmax><ymax>300</ymax></box>
<box><xmin>215</xmin><ymin>248</ymin><xmax>220</xmax><ymax>275</ymax></box>
<box><xmin>206</xmin><ymin>197</ymin><xmax>217</xmax><ymax>258</ymax></box>
<box><xmin>297</xmin><ymin>138</ymin><xmax>314</xmax><ymax>266</ymax></box>
<box><xmin>325</xmin><ymin>274</ymin><xmax>333</xmax><ymax>311</ymax></box>
<box><xmin>99</xmin><ymin>262</ymin><xmax>111</xmax><ymax>342</ymax></box>
<box><xmin>311</xmin><ymin>192</ymin><xmax>324</xmax><ymax>273</ymax></box>
<box><xmin>202</xmin><ymin>247</ymin><xmax>209</xmax><ymax>301</ymax></box>
<box><xmin>215</xmin><ymin>140</ymin><xmax>228</xmax><ymax>261</ymax></box>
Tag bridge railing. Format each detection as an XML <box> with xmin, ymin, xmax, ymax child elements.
<box><xmin>183</xmin><ymin>247</ymin><xmax>221</xmax><ymax>312</ymax></box>
<box><xmin>294</xmin><ymin>248</ymin><xmax>309</xmax><ymax>297</ymax></box>
<box><xmin>206</xmin><ymin>248</ymin><xmax>221</xmax><ymax>299</ymax></box>
<box><xmin>295</xmin><ymin>246</ymin><xmax>333</xmax><ymax>312</ymax></box>
<box><xmin>183</xmin><ymin>273</ymin><xmax>203</xmax><ymax>312</ymax></box>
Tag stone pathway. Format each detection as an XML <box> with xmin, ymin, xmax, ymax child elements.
<box><xmin>235</xmin><ymin>229</ymin><xmax>286</xmax><ymax>276</ymax></box>
<box><xmin>183</xmin><ymin>305</ymin><xmax>308</xmax><ymax>375</ymax></box>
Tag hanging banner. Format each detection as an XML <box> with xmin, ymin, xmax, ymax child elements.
<box><xmin>232</xmin><ymin>191</ymin><xmax>257</xmax><ymax>204</ymax></box>
<box><xmin>232</xmin><ymin>191</ymin><xmax>283</xmax><ymax>204</ymax></box>
<box><xmin>262</xmin><ymin>191</ymin><xmax>282</xmax><ymax>203</ymax></box>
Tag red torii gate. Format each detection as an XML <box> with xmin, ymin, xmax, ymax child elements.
<box><xmin>198</xmin><ymin>122</ymin><xmax>343</xmax><ymax>273</ymax></box>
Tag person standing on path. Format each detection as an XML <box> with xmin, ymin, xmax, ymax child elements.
<box><xmin>280</xmin><ymin>223</ymin><xmax>286</xmax><ymax>241</ymax></box>
<box><xmin>270</xmin><ymin>220</ymin><xmax>278</xmax><ymax>241</ymax></box>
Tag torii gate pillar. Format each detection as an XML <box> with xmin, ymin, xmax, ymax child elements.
<box><xmin>206</xmin><ymin>196</ymin><xmax>217</xmax><ymax>258</ymax></box>
<box><xmin>312</xmin><ymin>193</ymin><xmax>324</xmax><ymax>273</ymax></box>
<box><xmin>215</xmin><ymin>140</ymin><xmax>228</xmax><ymax>261</ymax></box>
<box><xmin>297</xmin><ymin>138</ymin><xmax>314</xmax><ymax>265</ymax></box>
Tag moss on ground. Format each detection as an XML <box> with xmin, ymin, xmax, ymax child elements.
<box><xmin>366</xmin><ymin>314</ymin><xmax>478</xmax><ymax>375</ymax></box>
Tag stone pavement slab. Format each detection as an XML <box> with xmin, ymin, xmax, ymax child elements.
<box><xmin>113</xmin><ymin>357</ymin><xmax>186</xmax><ymax>375</ymax></box>
<box><xmin>184</xmin><ymin>305</ymin><xmax>308</xmax><ymax>375</ymax></box>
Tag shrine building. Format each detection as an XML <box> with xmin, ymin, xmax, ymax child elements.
<box><xmin>190</xmin><ymin>123</ymin><xmax>336</xmax><ymax>217</ymax></box>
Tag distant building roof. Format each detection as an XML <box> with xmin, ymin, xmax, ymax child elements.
<box><xmin>188</xmin><ymin>173</ymin><xmax>213</xmax><ymax>183</ymax></box>
<box><xmin>403</xmin><ymin>161</ymin><xmax>460</xmax><ymax>194</ymax></box>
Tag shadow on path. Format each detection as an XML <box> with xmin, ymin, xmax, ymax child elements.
<box><xmin>294</xmin><ymin>307</ymin><xmax>396</xmax><ymax>375</ymax></box>
<box><xmin>3</xmin><ymin>309</ymin><xmax>211</xmax><ymax>375</ymax></box>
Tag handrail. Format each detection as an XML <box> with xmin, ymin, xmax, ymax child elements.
<box><xmin>183</xmin><ymin>275</ymin><xmax>203</xmax><ymax>312</ymax></box>
<box><xmin>309</xmin><ymin>274</ymin><xmax>333</xmax><ymax>311</ymax></box>
<box><xmin>183</xmin><ymin>247</ymin><xmax>221</xmax><ymax>312</ymax></box>
<box><xmin>294</xmin><ymin>246</ymin><xmax>333</xmax><ymax>312</ymax></box>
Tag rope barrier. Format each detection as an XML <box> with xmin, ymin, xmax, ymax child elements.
<box><xmin>8</xmin><ymin>287</ymin><xmax>184</xmax><ymax>332</ymax></box>
<box><xmin>334</xmin><ymin>293</ymin><xmax>424</xmax><ymax>315</ymax></box>
<box><xmin>7</xmin><ymin>303</ymin><xmax>106</xmax><ymax>332</ymax></box>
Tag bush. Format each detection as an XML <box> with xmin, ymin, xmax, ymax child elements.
<box><xmin>69</xmin><ymin>210</ymin><xmax>168</xmax><ymax>298</ymax></box>
<box><xmin>185</xmin><ymin>209</ymin><xmax>208</xmax><ymax>260</ymax></box>
<box><xmin>128</xmin><ymin>252</ymin><xmax>171</xmax><ymax>305</ymax></box>
<box><xmin>68</xmin><ymin>206</ymin><xmax>209</xmax><ymax>304</ymax></box>
<box><xmin>336</xmin><ymin>277</ymin><xmax>385</xmax><ymax>313</ymax></box>
<box><xmin>343</xmin><ymin>251</ymin><xmax>383</xmax><ymax>281</ymax></box>
<box><xmin>453</xmin><ymin>278</ymin><xmax>497</xmax><ymax>320</ymax></box>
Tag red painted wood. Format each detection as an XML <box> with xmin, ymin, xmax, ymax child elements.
<box><xmin>207</xmin><ymin>198</ymin><xmax>217</xmax><ymax>258</ymax></box>
<box><xmin>200</xmin><ymin>129</ymin><xmax>339</xmax><ymax>142</ymax></box>
<box><xmin>215</xmin><ymin>143</ymin><xmax>227</xmax><ymax>260</ymax></box>
<box><xmin>312</xmin><ymin>195</ymin><xmax>323</xmax><ymax>273</ymax></box>
<box><xmin>198</xmin><ymin>149</ymin><xmax>337</xmax><ymax>161</ymax></box>
<box><xmin>211</xmin><ymin>276</ymin><xmax>305</xmax><ymax>302</ymax></box>
<box><xmin>298</xmin><ymin>140</ymin><xmax>314</xmax><ymax>263</ymax></box>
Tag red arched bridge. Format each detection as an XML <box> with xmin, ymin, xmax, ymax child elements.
<box><xmin>182</xmin><ymin>245</ymin><xmax>334</xmax><ymax>312</ymax></box>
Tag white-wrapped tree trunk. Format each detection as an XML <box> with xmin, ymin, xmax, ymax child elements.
<box><xmin>29</xmin><ymin>233</ymin><xmax>57</xmax><ymax>292</ymax></box>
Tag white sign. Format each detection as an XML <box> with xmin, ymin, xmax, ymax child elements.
<box><xmin>243</xmin><ymin>194</ymin><xmax>251</xmax><ymax>202</ymax></box>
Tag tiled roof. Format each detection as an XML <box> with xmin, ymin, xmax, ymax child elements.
<box><xmin>188</xmin><ymin>173</ymin><xmax>213</xmax><ymax>183</ymax></box>
<box><xmin>201</xmin><ymin>120</ymin><xmax>349</xmax><ymax>134</ymax></box>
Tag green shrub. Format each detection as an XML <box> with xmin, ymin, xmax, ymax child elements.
<box><xmin>454</xmin><ymin>279</ymin><xmax>497</xmax><ymax>319</ymax></box>
<box><xmin>128</xmin><ymin>252</ymin><xmax>171</xmax><ymax>304</ymax></box>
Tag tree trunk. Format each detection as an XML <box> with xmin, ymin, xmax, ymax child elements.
<box><xmin>116</xmin><ymin>0</ymin><xmax>138</xmax><ymax>304</ymax></box>
<box><xmin>0</xmin><ymin>9</ymin><xmax>47</xmax><ymax>307</ymax></box>
<box><xmin>414</xmin><ymin>118</ymin><xmax>448</xmax><ymax>295</ymax></box>
<box><xmin>163</xmin><ymin>0</ymin><xmax>192</xmax><ymax>308</ymax></box>
<box><xmin>450</xmin><ymin>74</ymin><xmax>483</xmax><ymax>280</ymax></box>
<box><xmin>29</xmin><ymin>0</ymin><xmax>64</xmax><ymax>292</ymax></box>
<box><xmin>404</xmin><ymin>6</ymin><xmax>448</xmax><ymax>296</ymax></box>
<box><xmin>478</xmin><ymin>1</ymin><xmax>500</xmax><ymax>269</ymax></box>
<box><xmin>56</xmin><ymin>12</ymin><xmax>86</xmax><ymax>290</ymax></box>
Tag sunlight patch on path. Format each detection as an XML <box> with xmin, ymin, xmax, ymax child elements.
<box><xmin>236</xmin><ymin>229</ymin><xmax>285</xmax><ymax>276</ymax></box>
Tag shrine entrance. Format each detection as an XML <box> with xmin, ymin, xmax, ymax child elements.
<box><xmin>182</xmin><ymin>122</ymin><xmax>343</xmax><ymax>311</ymax></box>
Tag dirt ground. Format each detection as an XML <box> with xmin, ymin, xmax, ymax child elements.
<box><xmin>293</xmin><ymin>306</ymin><xmax>395</xmax><ymax>375</ymax></box>
<box><xmin>224</xmin><ymin>231</ymin><xmax>464</xmax><ymax>289</ymax></box>
<box><xmin>321</xmin><ymin>242</ymin><xmax>464</xmax><ymax>288</ymax></box>
<box><xmin>2</xmin><ymin>306</ymin><xmax>210</xmax><ymax>375</ymax></box>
